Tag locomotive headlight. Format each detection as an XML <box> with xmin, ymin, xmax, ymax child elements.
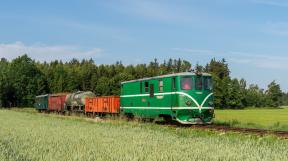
<box><xmin>185</xmin><ymin>100</ymin><xmax>191</xmax><ymax>106</ymax></box>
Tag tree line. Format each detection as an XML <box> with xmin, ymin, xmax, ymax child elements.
<box><xmin>0</xmin><ymin>54</ymin><xmax>287</xmax><ymax>108</ymax></box>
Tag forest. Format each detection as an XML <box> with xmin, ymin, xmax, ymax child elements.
<box><xmin>0</xmin><ymin>54</ymin><xmax>287</xmax><ymax>108</ymax></box>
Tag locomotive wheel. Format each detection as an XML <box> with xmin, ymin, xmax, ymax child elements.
<box><xmin>139</xmin><ymin>118</ymin><xmax>154</xmax><ymax>123</ymax></box>
<box><xmin>163</xmin><ymin>115</ymin><xmax>172</xmax><ymax>123</ymax></box>
<box><xmin>148</xmin><ymin>118</ymin><xmax>154</xmax><ymax>122</ymax></box>
<box><xmin>125</xmin><ymin>113</ymin><xmax>134</xmax><ymax>121</ymax></box>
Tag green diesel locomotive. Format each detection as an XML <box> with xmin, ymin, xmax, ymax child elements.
<box><xmin>120</xmin><ymin>72</ymin><xmax>214</xmax><ymax>124</ymax></box>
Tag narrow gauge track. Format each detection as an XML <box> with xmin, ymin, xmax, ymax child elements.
<box><xmin>155</xmin><ymin>121</ymin><xmax>288</xmax><ymax>139</ymax></box>
<box><xmin>37</xmin><ymin>110</ymin><xmax>288</xmax><ymax>139</ymax></box>
<box><xmin>190</xmin><ymin>125</ymin><xmax>288</xmax><ymax>139</ymax></box>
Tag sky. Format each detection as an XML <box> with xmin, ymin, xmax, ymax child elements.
<box><xmin>0</xmin><ymin>0</ymin><xmax>288</xmax><ymax>91</ymax></box>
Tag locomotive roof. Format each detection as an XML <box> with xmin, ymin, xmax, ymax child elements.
<box><xmin>121</xmin><ymin>72</ymin><xmax>211</xmax><ymax>84</ymax></box>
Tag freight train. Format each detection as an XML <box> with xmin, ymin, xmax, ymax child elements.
<box><xmin>34</xmin><ymin>72</ymin><xmax>214</xmax><ymax>124</ymax></box>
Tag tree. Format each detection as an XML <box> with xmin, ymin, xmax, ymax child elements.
<box><xmin>176</xmin><ymin>58</ymin><xmax>181</xmax><ymax>72</ymax></box>
<box><xmin>205</xmin><ymin>58</ymin><xmax>231</xmax><ymax>108</ymax></box>
<box><xmin>226</xmin><ymin>79</ymin><xmax>244</xmax><ymax>109</ymax></box>
<box><xmin>245</xmin><ymin>84</ymin><xmax>266</xmax><ymax>107</ymax></box>
<box><xmin>8</xmin><ymin>55</ymin><xmax>48</xmax><ymax>106</ymax></box>
<box><xmin>79</xmin><ymin>59</ymin><xmax>95</xmax><ymax>90</ymax></box>
<box><xmin>90</xmin><ymin>73</ymin><xmax>98</xmax><ymax>94</ymax></box>
<box><xmin>181</xmin><ymin>60</ymin><xmax>192</xmax><ymax>72</ymax></box>
<box><xmin>110</xmin><ymin>73</ymin><xmax>134</xmax><ymax>95</ymax></box>
<box><xmin>195</xmin><ymin>63</ymin><xmax>204</xmax><ymax>73</ymax></box>
<box><xmin>0</xmin><ymin>58</ymin><xmax>9</xmax><ymax>107</ymax></box>
<box><xmin>147</xmin><ymin>59</ymin><xmax>159</xmax><ymax>76</ymax></box>
<box><xmin>1</xmin><ymin>54</ymin><xmax>287</xmax><ymax>109</ymax></box>
<box><xmin>134</xmin><ymin>64</ymin><xmax>147</xmax><ymax>79</ymax></box>
<box><xmin>167</xmin><ymin>58</ymin><xmax>173</xmax><ymax>73</ymax></box>
<box><xmin>95</xmin><ymin>77</ymin><xmax>110</xmax><ymax>96</ymax></box>
<box><xmin>266</xmin><ymin>81</ymin><xmax>282</xmax><ymax>107</ymax></box>
<box><xmin>238</xmin><ymin>78</ymin><xmax>248</xmax><ymax>107</ymax></box>
<box><xmin>281</xmin><ymin>92</ymin><xmax>288</xmax><ymax>106</ymax></box>
<box><xmin>206</xmin><ymin>58</ymin><xmax>230</xmax><ymax>79</ymax></box>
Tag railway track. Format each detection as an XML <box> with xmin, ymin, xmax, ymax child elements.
<box><xmin>190</xmin><ymin>125</ymin><xmax>288</xmax><ymax>139</ymax></box>
<box><xmin>50</xmin><ymin>112</ymin><xmax>288</xmax><ymax>139</ymax></box>
<box><xmin>30</xmin><ymin>109</ymin><xmax>288</xmax><ymax>139</ymax></box>
<box><xmin>155</xmin><ymin>121</ymin><xmax>288</xmax><ymax>139</ymax></box>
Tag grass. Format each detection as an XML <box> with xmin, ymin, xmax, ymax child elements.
<box><xmin>0</xmin><ymin>109</ymin><xmax>288</xmax><ymax>161</ymax></box>
<box><xmin>214</xmin><ymin>108</ymin><xmax>288</xmax><ymax>131</ymax></box>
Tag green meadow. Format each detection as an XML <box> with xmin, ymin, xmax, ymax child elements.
<box><xmin>0</xmin><ymin>109</ymin><xmax>288</xmax><ymax>161</ymax></box>
<box><xmin>214</xmin><ymin>108</ymin><xmax>288</xmax><ymax>131</ymax></box>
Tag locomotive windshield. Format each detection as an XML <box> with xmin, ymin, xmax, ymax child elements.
<box><xmin>181</xmin><ymin>76</ymin><xmax>212</xmax><ymax>91</ymax></box>
<box><xmin>181</xmin><ymin>77</ymin><xmax>193</xmax><ymax>90</ymax></box>
<box><xmin>195</xmin><ymin>76</ymin><xmax>202</xmax><ymax>90</ymax></box>
<box><xmin>204</xmin><ymin>77</ymin><xmax>213</xmax><ymax>90</ymax></box>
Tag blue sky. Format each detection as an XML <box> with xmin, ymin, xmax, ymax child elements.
<box><xmin>0</xmin><ymin>0</ymin><xmax>288</xmax><ymax>91</ymax></box>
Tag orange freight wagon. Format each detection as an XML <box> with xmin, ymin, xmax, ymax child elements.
<box><xmin>85</xmin><ymin>96</ymin><xmax>120</xmax><ymax>114</ymax></box>
<box><xmin>48</xmin><ymin>93</ymin><xmax>68</xmax><ymax>111</ymax></box>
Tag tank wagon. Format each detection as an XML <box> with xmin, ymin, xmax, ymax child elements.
<box><xmin>65</xmin><ymin>91</ymin><xmax>95</xmax><ymax>112</ymax></box>
<box><xmin>120</xmin><ymin>72</ymin><xmax>214</xmax><ymax>124</ymax></box>
<box><xmin>34</xmin><ymin>72</ymin><xmax>214</xmax><ymax>124</ymax></box>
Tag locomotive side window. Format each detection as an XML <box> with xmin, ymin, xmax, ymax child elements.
<box><xmin>196</xmin><ymin>76</ymin><xmax>202</xmax><ymax>90</ymax></box>
<box><xmin>181</xmin><ymin>77</ymin><xmax>193</xmax><ymax>90</ymax></box>
<box><xmin>204</xmin><ymin>77</ymin><xmax>213</xmax><ymax>90</ymax></box>
<box><xmin>144</xmin><ymin>82</ymin><xmax>149</xmax><ymax>93</ymax></box>
<box><xmin>159</xmin><ymin>80</ymin><xmax>163</xmax><ymax>92</ymax></box>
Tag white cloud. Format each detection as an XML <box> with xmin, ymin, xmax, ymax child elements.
<box><xmin>107</xmin><ymin>0</ymin><xmax>194</xmax><ymax>23</ymax></box>
<box><xmin>229</xmin><ymin>52</ymin><xmax>288</xmax><ymax>69</ymax></box>
<box><xmin>127</xmin><ymin>0</ymin><xmax>187</xmax><ymax>22</ymax></box>
<box><xmin>0</xmin><ymin>42</ymin><xmax>103</xmax><ymax>62</ymax></box>
<box><xmin>172</xmin><ymin>48</ymin><xmax>288</xmax><ymax>70</ymax></box>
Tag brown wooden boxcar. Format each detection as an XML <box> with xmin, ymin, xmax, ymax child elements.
<box><xmin>48</xmin><ymin>93</ymin><xmax>68</xmax><ymax>111</ymax></box>
<box><xmin>85</xmin><ymin>96</ymin><xmax>120</xmax><ymax>114</ymax></box>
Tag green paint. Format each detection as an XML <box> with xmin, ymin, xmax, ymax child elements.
<box><xmin>120</xmin><ymin>72</ymin><xmax>214</xmax><ymax>124</ymax></box>
<box><xmin>34</xmin><ymin>94</ymin><xmax>49</xmax><ymax>110</ymax></box>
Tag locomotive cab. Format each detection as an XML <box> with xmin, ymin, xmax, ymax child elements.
<box><xmin>174</xmin><ymin>73</ymin><xmax>214</xmax><ymax>124</ymax></box>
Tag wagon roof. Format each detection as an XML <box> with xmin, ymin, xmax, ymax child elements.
<box><xmin>35</xmin><ymin>94</ymin><xmax>49</xmax><ymax>98</ymax></box>
<box><xmin>50</xmin><ymin>93</ymin><xmax>70</xmax><ymax>96</ymax></box>
<box><xmin>121</xmin><ymin>72</ymin><xmax>211</xmax><ymax>84</ymax></box>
